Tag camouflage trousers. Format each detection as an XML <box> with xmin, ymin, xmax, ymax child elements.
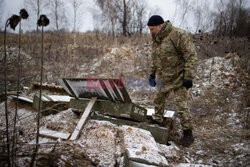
<box><xmin>152</xmin><ymin>86</ymin><xmax>193</xmax><ymax>130</ymax></box>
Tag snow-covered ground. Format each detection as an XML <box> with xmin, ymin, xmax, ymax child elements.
<box><xmin>0</xmin><ymin>44</ymin><xmax>249</xmax><ymax>166</ymax></box>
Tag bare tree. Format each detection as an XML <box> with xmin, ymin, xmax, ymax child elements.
<box><xmin>129</xmin><ymin>0</ymin><xmax>148</xmax><ymax>34</ymax></box>
<box><xmin>235</xmin><ymin>0</ymin><xmax>249</xmax><ymax>36</ymax></box>
<box><xmin>48</xmin><ymin>0</ymin><xmax>68</xmax><ymax>31</ymax></box>
<box><xmin>174</xmin><ymin>0</ymin><xmax>193</xmax><ymax>28</ymax></box>
<box><xmin>69</xmin><ymin>0</ymin><xmax>84</xmax><ymax>45</ymax></box>
<box><xmin>24</xmin><ymin>0</ymin><xmax>48</xmax><ymax>44</ymax></box>
<box><xmin>95</xmin><ymin>0</ymin><xmax>149</xmax><ymax>35</ymax></box>
<box><xmin>191</xmin><ymin>0</ymin><xmax>212</xmax><ymax>33</ymax></box>
<box><xmin>212</xmin><ymin>0</ymin><xmax>249</xmax><ymax>36</ymax></box>
<box><xmin>95</xmin><ymin>0</ymin><xmax>119</xmax><ymax>36</ymax></box>
<box><xmin>122</xmin><ymin>0</ymin><xmax>127</xmax><ymax>36</ymax></box>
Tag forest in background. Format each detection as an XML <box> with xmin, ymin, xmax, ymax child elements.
<box><xmin>0</xmin><ymin>0</ymin><xmax>249</xmax><ymax>36</ymax></box>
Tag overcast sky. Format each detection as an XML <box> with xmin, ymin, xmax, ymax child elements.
<box><xmin>1</xmin><ymin>0</ymin><xmax>249</xmax><ymax>33</ymax></box>
<box><xmin>1</xmin><ymin>0</ymin><xmax>178</xmax><ymax>32</ymax></box>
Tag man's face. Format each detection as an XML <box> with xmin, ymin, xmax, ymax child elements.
<box><xmin>148</xmin><ymin>25</ymin><xmax>162</xmax><ymax>36</ymax></box>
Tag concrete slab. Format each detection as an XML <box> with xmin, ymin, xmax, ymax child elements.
<box><xmin>121</xmin><ymin>126</ymin><xmax>168</xmax><ymax>167</ymax></box>
<box><xmin>91</xmin><ymin>113</ymin><xmax>169</xmax><ymax>144</ymax></box>
<box><xmin>125</xmin><ymin>160</ymin><xmax>158</xmax><ymax>167</ymax></box>
<box><xmin>124</xmin><ymin>148</ymin><xmax>168</xmax><ymax>167</ymax></box>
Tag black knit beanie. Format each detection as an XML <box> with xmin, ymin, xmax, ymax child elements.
<box><xmin>147</xmin><ymin>15</ymin><xmax>164</xmax><ymax>26</ymax></box>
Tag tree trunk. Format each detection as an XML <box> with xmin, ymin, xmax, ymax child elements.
<box><xmin>55</xmin><ymin>0</ymin><xmax>59</xmax><ymax>31</ymax></box>
<box><xmin>122</xmin><ymin>0</ymin><xmax>127</xmax><ymax>36</ymax></box>
<box><xmin>73</xmin><ymin>0</ymin><xmax>76</xmax><ymax>45</ymax></box>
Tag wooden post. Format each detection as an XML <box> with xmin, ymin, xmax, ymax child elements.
<box><xmin>69</xmin><ymin>97</ymin><xmax>97</xmax><ymax>140</ymax></box>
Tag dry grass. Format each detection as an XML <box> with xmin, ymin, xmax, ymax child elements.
<box><xmin>0</xmin><ymin>32</ymin><xmax>249</xmax><ymax>166</ymax></box>
<box><xmin>0</xmin><ymin>33</ymin><xmax>150</xmax><ymax>84</ymax></box>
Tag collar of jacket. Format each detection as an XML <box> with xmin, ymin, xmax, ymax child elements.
<box><xmin>152</xmin><ymin>21</ymin><xmax>173</xmax><ymax>44</ymax></box>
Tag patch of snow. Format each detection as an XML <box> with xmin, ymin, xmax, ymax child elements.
<box><xmin>78</xmin><ymin>120</ymin><xmax>117</xmax><ymax>166</ymax></box>
<box><xmin>196</xmin><ymin>150</ymin><xmax>204</xmax><ymax>155</ymax></box>
<box><xmin>47</xmin><ymin>95</ymin><xmax>71</xmax><ymax>102</ymax></box>
<box><xmin>176</xmin><ymin>163</ymin><xmax>212</xmax><ymax>167</ymax></box>
<box><xmin>10</xmin><ymin>95</ymin><xmax>33</xmax><ymax>103</ymax></box>
<box><xmin>157</xmin><ymin>142</ymin><xmax>180</xmax><ymax>159</ymax></box>
<box><xmin>231</xmin><ymin>143</ymin><xmax>248</xmax><ymax>153</ymax></box>
<box><xmin>146</xmin><ymin>108</ymin><xmax>175</xmax><ymax>118</ymax></box>
<box><xmin>120</xmin><ymin>125</ymin><xmax>168</xmax><ymax>166</ymax></box>
<box><xmin>28</xmin><ymin>137</ymin><xmax>54</xmax><ymax>144</ymax></box>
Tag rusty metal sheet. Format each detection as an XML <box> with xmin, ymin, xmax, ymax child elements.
<box><xmin>58</xmin><ymin>78</ymin><xmax>132</xmax><ymax>103</ymax></box>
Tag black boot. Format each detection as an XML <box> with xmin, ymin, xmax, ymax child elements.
<box><xmin>179</xmin><ymin>129</ymin><xmax>194</xmax><ymax>147</ymax></box>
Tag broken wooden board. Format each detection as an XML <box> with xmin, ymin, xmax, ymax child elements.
<box><xmin>69</xmin><ymin>97</ymin><xmax>97</xmax><ymax>140</ymax></box>
<box><xmin>91</xmin><ymin>113</ymin><xmax>170</xmax><ymax>144</ymax></box>
<box><xmin>40</xmin><ymin>129</ymin><xmax>70</xmax><ymax>140</ymax></box>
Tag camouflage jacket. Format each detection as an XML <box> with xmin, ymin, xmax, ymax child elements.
<box><xmin>151</xmin><ymin>21</ymin><xmax>197</xmax><ymax>87</ymax></box>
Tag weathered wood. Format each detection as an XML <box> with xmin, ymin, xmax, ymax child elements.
<box><xmin>10</xmin><ymin>95</ymin><xmax>33</xmax><ymax>103</ymax></box>
<box><xmin>69</xmin><ymin>97</ymin><xmax>97</xmax><ymax>140</ymax></box>
<box><xmin>70</xmin><ymin>98</ymin><xmax>147</xmax><ymax>122</ymax></box>
<box><xmin>40</xmin><ymin>129</ymin><xmax>70</xmax><ymax>140</ymax></box>
<box><xmin>27</xmin><ymin>82</ymin><xmax>66</xmax><ymax>95</ymax></box>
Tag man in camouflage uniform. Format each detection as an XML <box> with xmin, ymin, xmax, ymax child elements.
<box><xmin>147</xmin><ymin>15</ymin><xmax>197</xmax><ymax>147</ymax></box>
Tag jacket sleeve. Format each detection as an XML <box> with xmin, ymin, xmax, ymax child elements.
<box><xmin>178</xmin><ymin>32</ymin><xmax>198</xmax><ymax>80</ymax></box>
<box><xmin>150</xmin><ymin>46</ymin><xmax>157</xmax><ymax>75</ymax></box>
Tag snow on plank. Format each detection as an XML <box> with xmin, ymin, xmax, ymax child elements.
<box><xmin>40</xmin><ymin>129</ymin><xmax>71</xmax><ymax>140</ymax></box>
<box><xmin>10</xmin><ymin>95</ymin><xmax>33</xmax><ymax>103</ymax></box>
<box><xmin>41</xmin><ymin>95</ymin><xmax>71</xmax><ymax>102</ymax></box>
<box><xmin>46</xmin><ymin>95</ymin><xmax>71</xmax><ymax>102</ymax></box>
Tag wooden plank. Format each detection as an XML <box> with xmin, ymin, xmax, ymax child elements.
<box><xmin>40</xmin><ymin>129</ymin><xmax>71</xmax><ymax>140</ymax></box>
<box><xmin>69</xmin><ymin>97</ymin><xmax>97</xmax><ymax>140</ymax></box>
<box><xmin>10</xmin><ymin>95</ymin><xmax>33</xmax><ymax>103</ymax></box>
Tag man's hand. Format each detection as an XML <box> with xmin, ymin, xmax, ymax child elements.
<box><xmin>182</xmin><ymin>79</ymin><xmax>193</xmax><ymax>89</ymax></box>
<box><xmin>149</xmin><ymin>74</ymin><xmax>157</xmax><ymax>87</ymax></box>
